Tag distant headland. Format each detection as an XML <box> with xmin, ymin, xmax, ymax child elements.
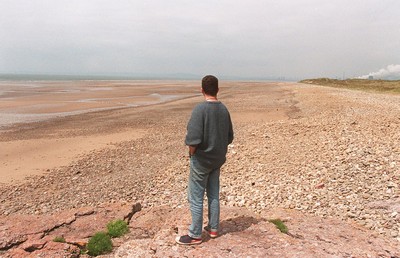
<box><xmin>300</xmin><ymin>78</ymin><xmax>400</xmax><ymax>94</ymax></box>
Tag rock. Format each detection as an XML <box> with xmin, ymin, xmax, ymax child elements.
<box><xmin>65</xmin><ymin>238</ymin><xmax>88</xmax><ymax>248</ymax></box>
<box><xmin>0</xmin><ymin>202</ymin><xmax>141</xmax><ymax>256</ymax></box>
<box><xmin>20</xmin><ymin>238</ymin><xmax>47</xmax><ymax>252</ymax></box>
<box><xmin>32</xmin><ymin>241</ymin><xmax>81</xmax><ymax>257</ymax></box>
<box><xmin>2</xmin><ymin>248</ymin><xmax>30</xmax><ymax>257</ymax></box>
<box><xmin>112</xmin><ymin>205</ymin><xmax>400</xmax><ymax>257</ymax></box>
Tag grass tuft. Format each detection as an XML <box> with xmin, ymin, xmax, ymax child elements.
<box><xmin>53</xmin><ymin>236</ymin><xmax>66</xmax><ymax>243</ymax></box>
<box><xmin>87</xmin><ymin>231</ymin><xmax>113</xmax><ymax>256</ymax></box>
<box><xmin>269</xmin><ymin>219</ymin><xmax>288</xmax><ymax>234</ymax></box>
<box><xmin>107</xmin><ymin>219</ymin><xmax>129</xmax><ymax>238</ymax></box>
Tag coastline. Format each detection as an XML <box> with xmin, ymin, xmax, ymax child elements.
<box><xmin>0</xmin><ymin>80</ymin><xmax>200</xmax><ymax>129</ymax></box>
<box><xmin>0</xmin><ymin>81</ymin><xmax>399</xmax><ymax>243</ymax></box>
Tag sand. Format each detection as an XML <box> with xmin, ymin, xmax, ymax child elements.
<box><xmin>0</xmin><ymin>80</ymin><xmax>197</xmax><ymax>183</ymax></box>
<box><xmin>0</xmin><ymin>130</ymin><xmax>147</xmax><ymax>183</ymax></box>
<box><xmin>0</xmin><ymin>80</ymin><xmax>287</xmax><ymax>184</ymax></box>
<box><xmin>0</xmin><ymin>80</ymin><xmax>197</xmax><ymax>127</ymax></box>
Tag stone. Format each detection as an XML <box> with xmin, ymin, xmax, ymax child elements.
<box><xmin>0</xmin><ymin>202</ymin><xmax>141</xmax><ymax>256</ymax></box>
<box><xmin>112</xmin><ymin>205</ymin><xmax>400</xmax><ymax>257</ymax></box>
<box><xmin>21</xmin><ymin>239</ymin><xmax>46</xmax><ymax>252</ymax></box>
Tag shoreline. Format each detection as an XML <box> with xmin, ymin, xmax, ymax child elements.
<box><xmin>0</xmin><ymin>80</ymin><xmax>201</xmax><ymax>129</ymax></box>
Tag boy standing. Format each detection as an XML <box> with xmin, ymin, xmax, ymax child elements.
<box><xmin>176</xmin><ymin>75</ymin><xmax>234</xmax><ymax>245</ymax></box>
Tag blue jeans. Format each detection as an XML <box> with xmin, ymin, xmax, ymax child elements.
<box><xmin>187</xmin><ymin>156</ymin><xmax>220</xmax><ymax>239</ymax></box>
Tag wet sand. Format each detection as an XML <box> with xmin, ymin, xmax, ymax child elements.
<box><xmin>0</xmin><ymin>80</ymin><xmax>198</xmax><ymax>128</ymax></box>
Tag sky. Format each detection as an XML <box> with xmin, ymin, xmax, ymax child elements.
<box><xmin>1</xmin><ymin>0</ymin><xmax>400</xmax><ymax>80</ymax></box>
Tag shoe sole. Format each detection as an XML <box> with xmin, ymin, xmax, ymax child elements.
<box><xmin>175</xmin><ymin>236</ymin><xmax>202</xmax><ymax>245</ymax></box>
<box><xmin>208</xmin><ymin>233</ymin><xmax>218</xmax><ymax>238</ymax></box>
<box><xmin>204</xmin><ymin>227</ymin><xmax>218</xmax><ymax>238</ymax></box>
<box><xmin>205</xmin><ymin>231</ymin><xmax>218</xmax><ymax>238</ymax></box>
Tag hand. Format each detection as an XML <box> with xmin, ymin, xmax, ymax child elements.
<box><xmin>188</xmin><ymin>145</ymin><xmax>197</xmax><ymax>157</ymax></box>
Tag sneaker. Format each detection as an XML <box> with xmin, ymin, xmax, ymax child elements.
<box><xmin>204</xmin><ymin>226</ymin><xmax>218</xmax><ymax>238</ymax></box>
<box><xmin>175</xmin><ymin>235</ymin><xmax>202</xmax><ymax>245</ymax></box>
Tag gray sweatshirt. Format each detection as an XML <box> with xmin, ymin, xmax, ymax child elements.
<box><xmin>185</xmin><ymin>101</ymin><xmax>234</xmax><ymax>169</ymax></box>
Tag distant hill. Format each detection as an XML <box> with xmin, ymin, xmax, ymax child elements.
<box><xmin>299</xmin><ymin>78</ymin><xmax>400</xmax><ymax>94</ymax></box>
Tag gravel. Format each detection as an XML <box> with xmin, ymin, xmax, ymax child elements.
<box><xmin>0</xmin><ymin>82</ymin><xmax>399</xmax><ymax>240</ymax></box>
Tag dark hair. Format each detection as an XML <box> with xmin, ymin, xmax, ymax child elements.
<box><xmin>202</xmin><ymin>75</ymin><xmax>218</xmax><ymax>96</ymax></box>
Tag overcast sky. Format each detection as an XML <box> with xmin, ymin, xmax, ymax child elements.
<box><xmin>1</xmin><ymin>0</ymin><xmax>400</xmax><ymax>80</ymax></box>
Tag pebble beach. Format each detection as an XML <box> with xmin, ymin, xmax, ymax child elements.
<box><xmin>0</xmin><ymin>80</ymin><xmax>399</xmax><ymax>241</ymax></box>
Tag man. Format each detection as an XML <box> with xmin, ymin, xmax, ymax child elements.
<box><xmin>176</xmin><ymin>75</ymin><xmax>234</xmax><ymax>245</ymax></box>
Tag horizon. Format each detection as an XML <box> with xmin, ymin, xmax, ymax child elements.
<box><xmin>0</xmin><ymin>72</ymin><xmax>299</xmax><ymax>82</ymax></box>
<box><xmin>2</xmin><ymin>72</ymin><xmax>400</xmax><ymax>82</ymax></box>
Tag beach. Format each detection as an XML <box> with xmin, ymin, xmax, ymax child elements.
<box><xmin>0</xmin><ymin>80</ymin><xmax>399</xmax><ymax>241</ymax></box>
<box><xmin>0</xmin><ymin>80</ymin><xmax>198</xmax><ymax>128</ymax></box>
<box><xmin>0</xmin><ymin>80</ymin><xmax>199</xmax><ymax>183</ymax></box>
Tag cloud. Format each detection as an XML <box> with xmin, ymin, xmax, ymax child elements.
<box><xmin>356</xmin><ymin>64</ymin><xmax>400</xmax><ymax>80</ymax></box>
<box><xmin>1</xmin><ymin>0</ymin><xmax>400</xmax><ymax>79</ymax></box>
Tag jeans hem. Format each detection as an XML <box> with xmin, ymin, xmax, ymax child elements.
<box><xmin>188</xmin><ymin>232</ymin><xmax>202</xmax><ymax>239</ymax></box>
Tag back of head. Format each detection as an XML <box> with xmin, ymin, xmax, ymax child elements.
<box><xmin>202</xmin><ymin>75</ymin><xmax>218</xmax><ymax>96</ymax></box>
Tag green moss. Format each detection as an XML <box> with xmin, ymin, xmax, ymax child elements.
<box><xmin>53</xmin><ymin>236</ymin><xmax>66</xmax><ymax>243</ymax></box>
<box><xmin>269</xmin><ymin>219</ymin><xmax>288</xmax><ymax>234</ymax></box>
<box><xmin>87</xmin><ymin>231</ymin><xmax>113</xmax><ymax>256</ymax></box>
<box><xmin>107</xmin><ymin>219</ymin><xmax>129</xmax><ymax>238</ymax></box>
